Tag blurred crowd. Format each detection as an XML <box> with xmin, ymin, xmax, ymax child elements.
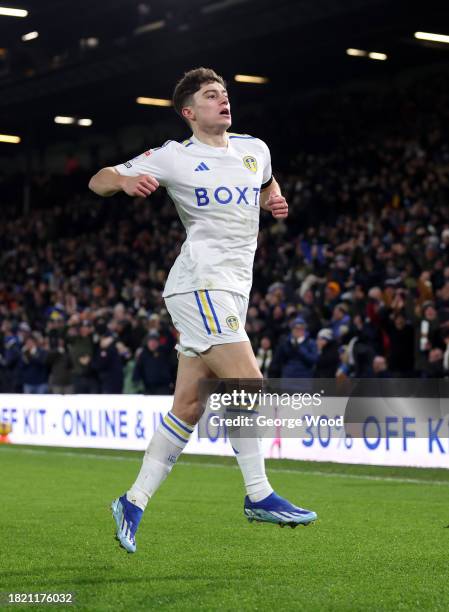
<box><xmin>1</xmin><ymin>70</ymin><xmax>449</xmax><ymax>393</ymax></box>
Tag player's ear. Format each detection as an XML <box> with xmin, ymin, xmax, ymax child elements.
<box><xmin>182</xmin><ymin>106</ymin><xmax>194</xmax><ymax>122</ymax></box>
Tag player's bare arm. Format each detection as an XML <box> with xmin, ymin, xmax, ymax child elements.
<box><xmin>259</xmin><ymin>177</ymin><xmax>288</xmax><ymax>219</ymax></box>
<box><xmin>88</xmin><ymin>167</ymin><xmax>159</xmax><ymax>198</ymax></box>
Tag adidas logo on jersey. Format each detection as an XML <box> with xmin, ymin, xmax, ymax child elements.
<box><xmin>194</xmin><ymin>162</ymin><xmax>210</xmax><ymax>171</ymax></box>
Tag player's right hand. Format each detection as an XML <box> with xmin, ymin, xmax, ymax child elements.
<box><xmin>120</xmin><ymin>174</ymin><xmax>159</xmax><ymax>198</ymax></box>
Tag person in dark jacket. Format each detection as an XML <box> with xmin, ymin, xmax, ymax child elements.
<box><xmin>414</xmin><ymin>301</ymin><xmax>444</xmax><ymax>374</ymax></box>
<box><xmin>372</xmin><ymin>355</ymin><xmax>392</xmax><ymax>378</ymax></box>
<box><xmin>20</xmin><ymin>334</ymin><xmax>49</xmax><ymax>393</ymax></box>
<box><xmin>0</xmin><ymin>335</ymin><xmax>22</xmax><ymax>392</ymax></box>
<box><xmin>314</xmin><ymin>328</ymin><xmax>339</xmax><ymax>379</ymax></box>
<box><xmin>384</xmin><ymin>312</ymin><xmax>415</xmax><ymax>376</ymax></box>
<box><xmin>255</xmin><ymin>335</ymin><xmax>273</xmax><ymax>377</ymax></box>
<box><xmin>67</xmin><ymin>319</ymin><xmax>98</xmax><ymax>393</ymax></box>
<box><xmin>270</xmin><ymin>317</ymin><xmax>318</xmax><ymax>379</ymax></box>
<box><xmin>92</xmin><ymin>332</ymin><xmax>124</xmax><ymax>394</ymax></box>
<box><xmin>133</xmin><ymin>331</ymin><xmax>173</xmax><ymax>394</ymax></box>
<box><xmin>47</xmin><ymin>333</ymin><xmax>73</xmax><ymax>394</ymax></box>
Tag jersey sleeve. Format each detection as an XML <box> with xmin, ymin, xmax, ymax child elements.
<box><xmin>259</xmin><ymin>139</ymin><xmax>273</xmax><ymax>189</ymax></box>
<box><xmin>113</xmin><ymin>140</ymin><xmax>175</xmax><ymax>188</ymax></box>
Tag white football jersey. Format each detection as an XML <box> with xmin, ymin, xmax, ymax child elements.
<box><xmin>114</xmin><ymin>133</ymin><xmax>272</xmax><ymax>298</ymax></box>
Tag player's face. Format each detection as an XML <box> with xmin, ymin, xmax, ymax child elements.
<box><xmin>187</xmin><ymin>82</ymin><xmax>231</xmax><ymax>130</ymax></box>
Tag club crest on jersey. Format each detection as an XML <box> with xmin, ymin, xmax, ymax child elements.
<box><xmin>243</xmin><ymin>155</ymin><xmax>258</xmax><ymax>173</ymax></box>
<box><xmin>226</xmin><ymin>315</ymin><xmax>239</xmax><ymax>332</ymax></box>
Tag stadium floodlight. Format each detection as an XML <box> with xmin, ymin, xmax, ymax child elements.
<box><xmin>136</xmin><ymin>97</ymin><xmax>172</xmax><ymax>107</ymax></box>
<box><xmin>368</xmin><ymin>52</ymin><xmax>387</xmax><ymax>61</ymax></box>
<box><xmin>78</xmin><ymin>118</ymin><xmax>93</xmax><ymax>126</ymax></box>
<box><xmin>54</xmin><ymin>116</ymin><xmax>75</xmax><ymax>124</ymax></box>
<box><xmin>201</xmin><ymin>0</ymin><xmax>248</xmax><ymax>15</ymax></box>
<box><xmin>234</xmin><ymin>74</ymin><xmax>269</xmax><ymax>84</ymax></box>
<box><xmin>0</xmin><ymin>133</ymin><xmax>21</xmax><ymax>143</ymax></box>
<box><xmin>80</xmin><ymin>37</ymin><xmax>99</xmax><ymax>48</ymax></box>
<box><xmin>414</xmin><ymin>31</ymin><xmax>449</xmax><ymax>44</ymax></box>
<box><xmin>346</xmin><ymin>48</ymin><xmax>367</xmax><ymax>57</ymax></box>
<box><xmin>21</xmin><ymin>31</ymin><xmax>38</xmax><ymax>41</ymax></box>
<box><xmin>134</xmin><ymin>20</ymin><xmax>165</xmax><ymax>35</ymax></box>
<box><xmin>0</xmin><ymin>6</ymin><xmax>28</xmax><ymax>17</ymax></box>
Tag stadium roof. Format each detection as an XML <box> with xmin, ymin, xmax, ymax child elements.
<box><xmin>0</xmin><ymin>0</ymin><xmax>449</xmax><ymax>144</ymax></box>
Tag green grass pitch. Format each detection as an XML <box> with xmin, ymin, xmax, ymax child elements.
<box><xmin>1</xmin><ymin>444</ymin><xmax>449</xmax><ymax>611</ymax></box>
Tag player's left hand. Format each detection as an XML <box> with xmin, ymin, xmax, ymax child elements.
<box><xmin>267</xmin><ymin>194</ymin><xmax>288</xmax><ymax>219</ymax></box>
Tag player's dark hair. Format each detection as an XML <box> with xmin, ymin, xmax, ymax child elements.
<box><xmin>172</xmin><ymin>67</ymin><xmax>226</xmax><ymax>120</ymax></box>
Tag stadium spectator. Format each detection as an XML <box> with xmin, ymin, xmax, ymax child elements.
<box><xmin>336</xmin><ymin>345</ymin><xmax>351</xmax><ymax>380</ymax></box>
<box><xmin>270</xmin><ymin>317</ymin><xmax>318</xmax><ymax>378</ymax></box>
<box><xmin>46</xmin><ymin>332</ymin><xmax>73</xmax><ymax>394</ymax></box>
<box><xmin>255</xmin><ymin>336</ymin><xmax>273</xmax><ymax>377</ymax></box>
<box><xmin>383</xmin><ymin>312</ymin><xmax>415</xmax><ymax>377</ymax></box>
<box><xmin>423</xmin><ymin>348</ymin><xmax>445</xmax><ymax>378</ymax></box>
<box><xmin>414</xmin><ymin>301</ymin><xmax>444</xmax><ymax>374</ymax></box>
<box><xmin>372</xmin><ymin>355</ymin><xmax>391</xmax><ymax>378</ymax></box>
<box><xmin>314</xmin><ymin>328</ymin><xmax>339</xmax><ymax>378</ymax></box>
<box><xmin>0</xmin><ymin>325</ymin><xmax>22</xmax><ymax>392</ymax></box>
<box><xmin>330</xmin><ymin>303</ymin><xmax>351</xmax><ymax>341</ymax></box>
<box><xmin>321</xmin><ymin>282</ymin><xmax>341</xmax><ymax>321</ymax></box>
<box><xmin>120</xmin><ymin>341</ymin><xmax>144</xmax><ymax>394</ymax></box>
<box><xmin>133</xmin><ymin>331</ymin><xmax>174</xmax><ymax>394</ymax></box>
<box><xmin>67</xmin><ymin>319</ymin><xmax>98</xmax><ymax>393</ymax></box>
<box><xmin>443</xmin><ymin>330</ymin><xmax>449</xmax><ymax>375</ymax></box>
<box><xmin>93</xmin><ymin>332</ymin><xmax>124</xmax><ymax>394</ymax></box>
<box><xmin>298</xmin><ymin>289</ymin><xmax>322</xmax><ymax>337</ymax></box>
<box><xmin>20</xmin><ymin>334</ymin><xmax>49</xmax><ymax>394</ymax></box>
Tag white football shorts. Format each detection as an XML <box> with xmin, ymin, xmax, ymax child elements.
<box><xmin>164</xmin><ymin>290</ymin><xmax>249</xmax><ymax>357</ymax></box>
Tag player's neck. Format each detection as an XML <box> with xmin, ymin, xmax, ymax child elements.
<box><xmin>192</xmin><ymin>128</ymin><xmax>228</xmax><ymax>148</ymax></box>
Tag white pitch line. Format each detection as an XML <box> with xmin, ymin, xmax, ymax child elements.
<box><xmin>184</xmin><ymin>462</ymin><xmax>449</xmax><ymax>486</ymax></box>
<box><xmin>1</xmin><ymin>446</ymin><xmax>449</xmax><ymax>486</ymax></box>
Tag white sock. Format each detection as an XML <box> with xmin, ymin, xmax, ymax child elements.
<box><xmin>229</xmin><ymin>435</ymin><xmax>273</xmax><ymax>502</ymax></box>
<box><xmin>127</xmin><ymin>411</ymin><xmax>194</xmax><ymax>510</ymax></box>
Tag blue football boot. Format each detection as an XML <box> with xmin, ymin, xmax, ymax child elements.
<box><xmin>111</xmin><ymin>494</ymin><xmax>143</xmax><ymax>553</ymax></box>
<box><xmin>244</xmin><ymin>492</ymin><xmax>317</xmax><ymax>528</ymax></box>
